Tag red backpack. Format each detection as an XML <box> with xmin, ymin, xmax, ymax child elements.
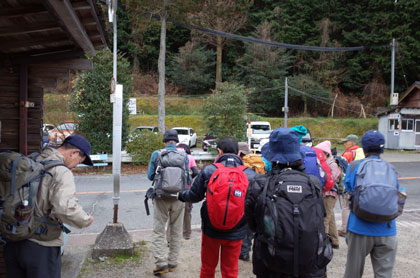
<box><xmin>313</xmin><ymin>147</ymin><xmax>334</xmax><ymax>192</ymax></box>
<box><xmin>206</xmin><ymin>163</ymin><xmax>248</xmax><ymax>230</ymax></box>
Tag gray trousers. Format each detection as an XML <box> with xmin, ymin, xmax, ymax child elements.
<box><xmin>344</xmin><ymin>231</ymin><xmax>398</xmax><ymax>278</ymax></box>
<box><xmin>152</xmin><ymin>198</ymin><xmax>185</xmax><ymax>267</ymax></box>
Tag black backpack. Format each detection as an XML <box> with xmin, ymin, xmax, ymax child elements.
<box><xmin>254</xmin><ymin>169</ymin><xmax>332</xmax><ymax>277</ymax></box>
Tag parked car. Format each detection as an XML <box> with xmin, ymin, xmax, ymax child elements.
<box><xmin>132</xmin><ymin>126</ymin><xmax>159</xmax><ymax>134</ymax></box>
<box><xmin>249</xmin><ymin>121</ymin><xmax>272</xmax><ymax>149</ymax></box>
<box><xmin>202</xmin><ymin>132</ymin><xmax>217</xmax><ymax>152</ymax></box>
<box><xmin>173</xmin><ymin>127</ymin><xmax>197</xmax><ymax>148</ymax></box>
<box><xmin>128</xmin><ymin>126</ymin><xmax>159</xmax><ymax>142</ymax></box>
<box><xmin>49</xmin><ymin>121</ymin><xmax>78</xmax><ymax>144</ymax></box>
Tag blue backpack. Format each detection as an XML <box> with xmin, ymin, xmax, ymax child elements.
<box><xmin>351</xmin><ymin>158</ymin><xmax>399</xmax><ymax>223</ymax></box>
<box><xmin>300</xmin><ymin>146</ymin><xmax>325</xmax><ymax>186</ymax></box>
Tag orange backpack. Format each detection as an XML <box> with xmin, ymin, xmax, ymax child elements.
<box><xmin>242</xmin><ymin>154</ymin><xmax>265</xmax><ymax>174</ymax></box>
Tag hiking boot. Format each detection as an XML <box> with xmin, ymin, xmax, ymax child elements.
<box><xmin>239</xmin><ymin>253</ymin><xmax>250</xmax><ymax>261</ymax></box>
<box><xmin>168</xmin><ymin>264</ymin><xmax>177</xmax><ymax>272</ymax></box>
<box><xmin>183</xmin><ymin>235</ymin><xmax>190</xmax><ymax>240</ymax></box>
<box><xmin>153</xmin><ymin>265</ymin><xmax>168</xmax><ymax>276</ymax></box>
<box><xmin>338</xmin><ymin>230</ymin><xmax>346</xmax><ymax>237</ymax></box>
<box><xmin>332</xmin><ymin>244</ymin><xmax>339</xmax><ymax>249</ymax></box>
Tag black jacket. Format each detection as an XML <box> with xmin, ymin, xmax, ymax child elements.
<box><xmin>179</xmin><ymin>153</ymin><xmax>256</xmax><ymax>240</ymax></box>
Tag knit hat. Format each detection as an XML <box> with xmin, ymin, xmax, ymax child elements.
<box><xmin>315</xmin><ymin>141</ymin><xmax>332</xmax><ymax>156</ymax></box>
<box><xmin>163</xmin><ymin>129</ymin><xmax>179</xmax><ymax>143</ymax></box>
<box><xmin>361</xmin><ymin>130</ymin><xmax>385</xmax><ymax>154</ymax></box>
<box><xmin>290</xmin><ymin>125</ymin><xmax>308</xmax><ymax>144</ymax></box>
<box><xmin>261</xmin><ymin>128</ymin><xmax>303</xmax><ymax>163</ymax></box>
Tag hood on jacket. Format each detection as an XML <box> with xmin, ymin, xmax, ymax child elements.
<box><xmin>315</xmin><ymin>141</ymin><xmax>332</xmax><ymax>156</ymax></box>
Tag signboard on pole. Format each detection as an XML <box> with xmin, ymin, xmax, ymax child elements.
<box><xmin>128</xmin><ymin>98</ymin><xmax>137</xmax><ymax>115</ymax></box>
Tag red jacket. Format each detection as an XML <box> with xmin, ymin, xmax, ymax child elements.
<box><xmin>342</xmin><ymin>145</ymin><xmax>360</xmax><ymax>163</ymax></box>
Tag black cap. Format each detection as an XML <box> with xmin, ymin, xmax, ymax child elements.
<box><xmin>63</xmin><ymin>135</ymin><xmax>93</xmax><ymax>166</ymax></box>
<box><xmin>163</xmin><ymin>129</ymin><xmax>179</xmax><ymax>143</ymax></box>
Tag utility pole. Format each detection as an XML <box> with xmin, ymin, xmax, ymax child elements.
<box><xmin>390</xmin><ymin>38</ymin><xmax>399</xmax><ymax>106</ymax></box>
<box><xmin>111</xmin><ymin>0</ymin><xmax>121</xmax><ymax>224</ymax></box>
<box><xmin>283</xmin><ymin>77</ymin><xmax>289</xmax><ymax>128</ymax></box>
<box><xmin>93</xmin><ymin>0</ymin><xmax>133</xmax><ymax>259</ymax></box>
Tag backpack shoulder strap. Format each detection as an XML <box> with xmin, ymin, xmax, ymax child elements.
<box><xmin>213</xmin><ymin>163</ymin><xmax>224</xmax><ymax>169</ymax></box>
<box><xmin>349</xmin><ymin>158</ymin><xmax>365</xmax><ymax>172</ymax></box>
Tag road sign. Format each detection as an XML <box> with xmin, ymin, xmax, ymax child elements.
<box><xmin>110</xmin><ymin>77</ymin><xmax>116</xmax><ymax>94</ymax></box>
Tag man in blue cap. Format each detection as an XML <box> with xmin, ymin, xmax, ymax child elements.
<box><xmin>4</xmin><ymin>135</ymin><xmax>94</xmax><ymax>278</ymax></box>
<box><xmin>343</xmin><ymin>130</ymin><xmax>399</xmax><ymax>278</ymax></box>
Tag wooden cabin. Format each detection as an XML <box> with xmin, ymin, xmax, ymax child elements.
<box><xmin>0</xmin><ymin>0</ymin><xmax>108</xmax><ymax>154</ymax></box>
<box><xmin>0</xmin><ymin>1</ymin><xmax>108</xmax><ymax>276</ymax></box>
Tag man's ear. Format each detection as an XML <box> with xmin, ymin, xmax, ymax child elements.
<box><xmin>217</xmin><ymin>148</ymin><xmax>223</xmax><ymax>156</ymax></box>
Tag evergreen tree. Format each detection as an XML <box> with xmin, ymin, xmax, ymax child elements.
<box><xmin>167</xmin><ymin>41</ymin><xmax>216</xmax><ymax>94</ymax></box>
<box><xmin>235</xmin><ymin>22</ymin><xmax>294</xmax><ymax>116</ymax></box>
<box><xmin>71</xmin><ymin>50</ymin><xmax>132</xmax><ymax>153</ymax></box>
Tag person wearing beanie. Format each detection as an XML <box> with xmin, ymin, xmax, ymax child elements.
<box><xmin>245</xmin><ymin>128</ymin><xmax>331</xmax><ymax>278</ymax></box>
<box><xmin>315</xmin><ymin>141</ymin><xmax>341</xmax><ymax>249</ymax></box>
<box><xmin>147</xmin><ymin>129</ymin><xmax>189</xmax><ymax>276</ymax></box>
<box><xmin>343</xmin><ymin>130</ymin><xmax>399</xmax><ymax>278</ymax></box>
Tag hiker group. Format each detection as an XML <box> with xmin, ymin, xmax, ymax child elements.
<box><xmin>146</xmin><ymin>127</ymin><xmax>403</xmax><ymax>278</ymax></box>
<box><xmin>0</xmin><ymin>127</ymin><xmax>403</xmax><ymax>278</ymax></box>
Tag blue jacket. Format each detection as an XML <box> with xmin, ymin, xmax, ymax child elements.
<box><xmin>147</xmin><ymin>144</ymin><xmax>189</xmax><ymax>181</ymax></box>
<box><xmin>345</xmin><ymin>156</ymin><xmax>398</xmax><ymax>237</ymax></box>
<box><xmin>179</xmin><ymin>153</ymin><xmax>257</xmax><ymax>240</ymax></box>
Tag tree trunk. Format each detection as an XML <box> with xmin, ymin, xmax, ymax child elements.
<box><xmin>158</xmin><ymin>9</ymin><xmax>167</xmax><ymax>133</ymax></box>
<box><xmin>132</xmin><ymin>26</ymin><xmax>139</xmax><ymax>74</ymax></box>
<box><xmin>303</xmin><ymin>96</ymin><xmax>308</xmax><ymax>115</ymax></box>
<box><xmin>215</xmin><ymin>36</ymin><xmax>223</xmax><ymax>88</ymax></box>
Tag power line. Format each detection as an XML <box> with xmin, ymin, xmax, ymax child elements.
<box><xmin>148</xmin><ymin>13</ymin><xmax>390</xmax><ymax>52</ymax></box>
<box><xmin>287</xmin><ymin>86</ymin><xmax>375</xmax><ymax>117</ymax></box>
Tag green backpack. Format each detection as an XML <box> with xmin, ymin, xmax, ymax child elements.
<box><xmin>0</xmin><ymin>151</ymin><xmax>67</xmax><ymax>243</ymax></box>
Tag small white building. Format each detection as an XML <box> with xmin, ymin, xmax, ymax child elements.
<box><xmin>378</xmin><ymin>82</ymin><xmax>420</xmax><ymax>150</ymax></box>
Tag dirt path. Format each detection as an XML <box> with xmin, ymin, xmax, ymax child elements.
<box><xmin>77</xmin><ymin>224</ymin><xmax>419</xmax><ymax>278</ymax></box>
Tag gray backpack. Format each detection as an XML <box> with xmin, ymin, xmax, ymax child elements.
<box><xmin>0</xmin><ymin>151</ymin><xmax>67</xmax><ymax>242</ymax></box>
<box><xmin>153</xmin><ymin>149</ymin><xmax>188</xmax><ymax>199</ymax></box>
<box><xmin>351</xmin><ymin>158</ymin><xmax>399</xmax><ymax>223</ymax></box>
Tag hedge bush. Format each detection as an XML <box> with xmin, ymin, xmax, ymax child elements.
<box><xmin>126</xmin><ymin>130</ymin><xmax>164</xmax><ymax>165</ymax></box>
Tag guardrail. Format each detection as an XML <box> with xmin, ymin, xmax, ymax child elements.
<box><xmin>106</xmin><ymin>151</ymin><xmax>216</xmax><ymax>164</ymax></box>
<box><xmin>77</xmin><ymin>154</ymin><xmax>108</xmax><ymax>167</ymax></box>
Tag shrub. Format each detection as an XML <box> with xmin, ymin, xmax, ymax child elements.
<box><xmin>202</xmin><ymin>82</ymin><xmax>250</xmax><ymax>141</ymax></box>
<box><xmin>126</xmin><ymin>130</ymin><xmax>164</xmax><ymax>165</ymax></box>
<box><xmin>71</xmin><ymin>49</ymin><xmax>133</xmax><ymax>153</ymax></box>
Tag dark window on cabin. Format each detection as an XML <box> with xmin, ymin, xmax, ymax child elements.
<box><xmin>401</xmin><ymin>119</ymin><xmax>414</xmax><ymax>131</ymax></box>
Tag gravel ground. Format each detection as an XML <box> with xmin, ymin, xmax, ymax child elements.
<box><xmin>74</xmin><ymin>219</ymin><xmax>420</xmax><ymax>278</ymax></box>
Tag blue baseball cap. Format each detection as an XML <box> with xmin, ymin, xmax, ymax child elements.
<box><xmin>261</xmin><ymin>128</ymin><xmax>303</xmax><ymax>163</ymax></box>
<box><xmin>63</xmin><ymin>135</ymin><xmax>93</xmax><ymax>166</ymax></box>
<box><xmin>361</xmin><ymin>130</ymin><xmax>385</xmax><ymax>154</ymax></box>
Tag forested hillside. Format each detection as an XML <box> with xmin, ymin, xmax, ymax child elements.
<box><xmin>113</xmin><ymin>0</ymin><xmax>419</xmax><ymax>117</ymax></box>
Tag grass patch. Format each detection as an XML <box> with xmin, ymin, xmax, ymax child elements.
<box><xmin>78</xmin><ymin>242</ymin><xmax>147</xmax><ymax>278</ymax></box>
<box><xmin>44</xmin><ymin>93</ymin><xmax>379</xmax><ymax>144</ymax></box>
<box><xmin>129</xmin><ymin>115</ymin><xmax>378</xmax><ymax>143</ymax></box>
